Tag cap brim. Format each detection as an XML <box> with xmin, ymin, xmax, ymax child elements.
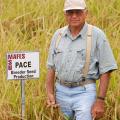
<box><xmin>64</xmin><ymin>7</ymin><xmax>85</xmax><ymax>11</ymax></box>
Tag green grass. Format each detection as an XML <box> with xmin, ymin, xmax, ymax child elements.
<box><xmin>0</xmin><ymin>0</ymin><xmax>120</xmax><ymax>119</ymax></box>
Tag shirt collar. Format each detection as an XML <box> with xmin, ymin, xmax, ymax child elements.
<box><xmin>63</xmin><ymin>22</ymin><xmax>88</xmax><ymax>39</ymax></box>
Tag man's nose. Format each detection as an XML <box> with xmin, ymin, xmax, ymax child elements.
<box><xmin>72</xmin><ymin>12</ymin><xmax>78</xmax><ymax>17</ymax></box>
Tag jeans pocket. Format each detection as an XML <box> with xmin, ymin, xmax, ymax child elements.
<box><xmin>85</xmin><ymin>83</ymin><xmax>96</xmax><ymax>92</ymax></box>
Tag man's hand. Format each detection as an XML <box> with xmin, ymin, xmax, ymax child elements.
<box><xmin>45</xmin><ymin>69</ymin><xmax>59</xmax><ymax>108</ymax></box>
<box><xmin>46</xmin><ymin>93</ymin><xmax>59</xmax><ymax>108</ymax></box>
<box><xmin>91</xmin><ymin>72</ymin><xmax>110</xmax><ymax>119</ymax></box>
<box><xmin>91</xmin><ymin>99</ymin><xmax>105</xmax><ymax>119</ymax></box>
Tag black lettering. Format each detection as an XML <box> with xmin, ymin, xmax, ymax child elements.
<box><xmin>15</xmin><ymin>61</ymin><xmax>32</xmax><ymax>68</ymax></box>
<box><xmin>28</xmin><ymin>61</ymin><xmax>31</xmax><ymax>67</ymax></box>
<box><xmin>15</xmin><ymin>62</ymin><xmax>19</xmax><ymax>68</ymax></box>
<box><xmin>23</xmin><ymin>62</ymin><xmax>27</xmax><ymax>67</ymax></box>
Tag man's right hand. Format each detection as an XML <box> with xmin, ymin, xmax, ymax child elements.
<box><xmin>46</xmin><ymin>93</ymin><xmax>59</xmax><ymax>108</ymax></box>
<box><xmin>45</xmin><ymin>69</ymin><xmax>58</xmax><ymax>108</ymax></box>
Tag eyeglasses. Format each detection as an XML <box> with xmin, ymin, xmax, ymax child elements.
<box><xmin>66</xmin><ymin>10</ymin><xmax>85</xmax><ymax>16</ymax></box>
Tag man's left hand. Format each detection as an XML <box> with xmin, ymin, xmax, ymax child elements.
<box><xmin>91</xmin><ymin>99</ymin><xmax>105</xmax><ymax>119</ymax></box>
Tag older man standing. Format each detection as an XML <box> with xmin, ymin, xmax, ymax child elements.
<box><xmin>45</xmin><ymin>0</ymin><xmax>118</xmax><ymax>119</ymax></box>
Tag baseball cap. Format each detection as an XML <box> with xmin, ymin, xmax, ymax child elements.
<box><xmin>64</xmin><ymin>0</ymin><xmax>86</xmax><ymax>11</ymax></box>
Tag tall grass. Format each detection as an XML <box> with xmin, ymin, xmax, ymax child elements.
<box><xmin>0</xmin><ymin>0</ymin><xmax>120</xmax><ymax>119</ymax></box>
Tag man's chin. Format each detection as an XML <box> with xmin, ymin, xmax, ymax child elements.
<box><xmin>70</xmin><ymin>24</ymin><xmax>82</xmax><ymax>28</ymax></box>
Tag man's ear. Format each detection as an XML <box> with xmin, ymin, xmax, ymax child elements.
<box><xmin>64</xmin><ymin>11</ymin><xmax>66</xmax><ymax>16</ymax></box>
<box><xmin>85</xmin><ymin>9</ymin><xmax>88</xmax><ymax>15</ymax></box>
<box><xmin>64</xmin><ymin>12</ymin><xmax>67</xmax><ymax>19</ymax></box>
<box><xmin>85</xmin><ymin>9</ymin><xmax>88</xmax><ymax>18</ymax></box>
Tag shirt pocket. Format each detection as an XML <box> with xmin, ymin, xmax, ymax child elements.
<box><xmin>53</xmin><ymin>49</ymin><xmax>63</xmax><ymax>67</ymax></box>
<box><xmin>76</xmin><ymin>48</ymin><xmax>86</xmax><ymax>62</ymax></box>
<box><xmin>74</xmin><ymin>48</ymin><xmax>86</xmax><ymax>69</ymax></box>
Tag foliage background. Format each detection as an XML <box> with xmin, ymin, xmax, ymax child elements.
<box><xmin>0</xmin><ymin>0</ymin><xmax>120</xmax><ymax>119</ymax></box>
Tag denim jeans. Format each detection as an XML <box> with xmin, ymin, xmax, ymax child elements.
<box><xmin>55</xmin><ymin>82</ymin><xmax>96</xmax><ymax>120</ymax></box>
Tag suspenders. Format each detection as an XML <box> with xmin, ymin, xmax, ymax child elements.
<box><xmin>55</xmin><ymin>26</ymin><xmax>68</xmax><ymax>49</ymax></box>
<box><xmin>55</xmin><ymin>24</ymin><xmax>93</xmax><ymax>80</ymax></box>
<box><xmin>82</xmin><ymin>24</ymin><xmax>93</xmax><ymax>79</ymax></box>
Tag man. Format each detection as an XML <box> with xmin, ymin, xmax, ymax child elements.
<box><xmin>45</xmin><ymin>0</ymin><xmax>118</xmax><ymax>119</ymax></box>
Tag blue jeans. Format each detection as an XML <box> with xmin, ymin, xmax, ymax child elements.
<box><xmin>55</xmin><ymin>82</ymin><xmax>96</xmax><ymax>120</ymax></box>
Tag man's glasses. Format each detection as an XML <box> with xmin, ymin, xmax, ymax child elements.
<box><xmin>66</xmin><ymin>10</ymin><xmax>85</xmax><ymax>16</ymax></box>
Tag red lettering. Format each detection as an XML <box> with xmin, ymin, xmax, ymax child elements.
<box><xmin>8</xmin><ymin>59</ymin><xmax>12</xmax><ymax>70</ymax></box>
<box><xmin>17</xmin><ymin>54</ymin><xmax>21</xmax><ymax>59</ymax></box>
<box><xmin>8</xmin><ymin>55</ymin><xmax>13</xmax><ymax>59</ymax></box>
<box><xmin>8</xmin><ymin>54</ymin><xmax>25</xmax><ymax>59</ymax></box>
<box><xmin>8</xmin><ymin>60</ymin><xmax>12</xmax><ymax>66</ymax></box>
<box><xmin>8</xmin><ymin>65</ymin><xmax>12</xmax><ymax>70</ymax></box>
<box><xmin>13</xmin><ymin>54</ymin><xmax>17</xmax><ymax>59</ymax></box>
<box><xmin>22</xmin><ymin>54</ymin><xmax>25</xmax><ymax>59</ymax></box>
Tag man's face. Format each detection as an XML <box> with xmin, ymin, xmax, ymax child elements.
<box><xmin>64</xmin><ymin>9</ymin><xmax>87</xmax><ymax>28</ymax></box>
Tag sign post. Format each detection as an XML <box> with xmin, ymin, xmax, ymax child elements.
<box><xmin>7</xmin><ymin>52</ymin><xmax>40</xmax><ymax>120</ymax></box>
<box><xmin>21</xmin><ymin>80</ymin><xmax>25</xmax><ymax>120</ymax></box>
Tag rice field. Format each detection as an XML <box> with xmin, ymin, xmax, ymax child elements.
<box><xmin>0</xmin><ymin>0</ymin><xmax>120</xmax><ymax>120</ymax></box>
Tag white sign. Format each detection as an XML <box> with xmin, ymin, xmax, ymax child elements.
<box><xmin>7</xmin><ymin>52</ymin><xmax>40</xmax><ymax>80</ymax></box>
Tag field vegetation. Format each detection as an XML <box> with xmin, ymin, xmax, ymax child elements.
<box><xmin>0</xmin><ymin>0</ymin><xmax>120</xmax><ymax>119</ymax></box>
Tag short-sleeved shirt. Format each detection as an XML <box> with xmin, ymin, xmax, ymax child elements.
<box><xmin>47</xmin><ymin>23</ymin><xmax>118</xmax><ymax>82</ymax></box>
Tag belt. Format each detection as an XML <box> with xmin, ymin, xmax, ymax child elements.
<box><xmin>57</xmin><ymin>79</ymin><xmax>96</xmax><ymax>88</ymax></box>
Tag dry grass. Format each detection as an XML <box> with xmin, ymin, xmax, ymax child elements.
<box><xmin>0</xmin><ymin>0</ymin><xmax>120</xmax><ymax>119</ymax></box>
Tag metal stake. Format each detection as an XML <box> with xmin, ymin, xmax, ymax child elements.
<box><xmin>21</xmin><ymin>80</ymin><xmax>25</xmax><ymax>120</ymax></box>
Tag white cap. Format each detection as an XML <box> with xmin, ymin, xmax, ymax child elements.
<box><xmin>64</xmin><ymin>0</ymin><xmax>86</xmax><ymax>11</ymax></box>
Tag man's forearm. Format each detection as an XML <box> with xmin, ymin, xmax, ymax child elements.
<box><xmin>98</xmin><ymin>72</ymin><xmax>111</xmax><ymax>98</ymax></box>
<box><xmin>91</xmin><ymin>72</ymin><xmax>111</xmax><ymax>119</ymax></box>
<box><xmin>45</xmin><ymin>69</ymin><xmax>55</xmax><ymax>94</ymax></box>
